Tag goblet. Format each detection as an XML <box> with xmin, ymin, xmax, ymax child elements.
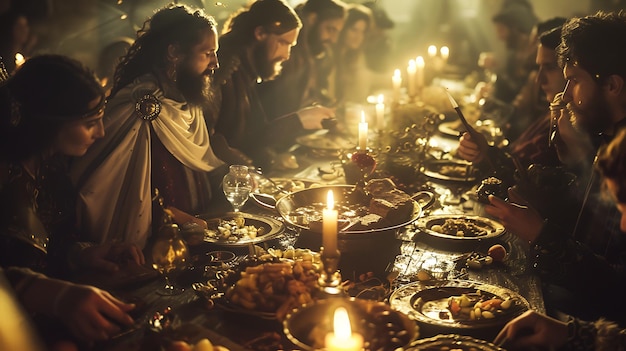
<box><xmin>222</xmin><ymin>165</ymin><xmax>253</xmax><ymax>213</ymax></box>
<box><xmin>151</xmin><ymin>225</ymin><xmax>189</xmax><ymax>296</ymax></box>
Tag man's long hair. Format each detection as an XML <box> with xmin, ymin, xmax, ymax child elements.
<box><xmin>110</xmin><ymin>4</ymin><xmax>217</xmax><ymax>98</ymax></box>
<box><xmin>221</xmin><ymin>0</ymin><xmax>301</xmax><ymax>47</ymax></box>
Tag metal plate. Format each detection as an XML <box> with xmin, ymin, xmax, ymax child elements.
<box><xmin>200</xmin><ymin>212</ymin><xmax>284</xmax><ymax>246</ymax></box>
<box><xmin>250</xmin><ymin>173</ymin><xmax>321</xmax><ymax>209</ymax></box>
<box><xmin>422</xmin><ymin>159</ymin><xmax>476</xmax><ymax>182</ymax></box>
<box><xmin>415</xmin><ymin>214</ymin><xmax>505</xmax><ymax>241</ymax></box>
<box><xmin>407</xmin><ymin>334</ymin><xmax>506</xmax><ymax>350</ymax></box>
<box><xmin>275</xmin><ymin>185</ymin><xmax>422</xmax><ymax>234</ymax></box>
<box><xmin>296</xmin><ymin>130</ymin><xmax>356</xmax><ymax>151</ymax></box>
<box><xmin>389</xmin><ymin>279</ymin><xmax>529</xmax><ymax>330</ymax></box>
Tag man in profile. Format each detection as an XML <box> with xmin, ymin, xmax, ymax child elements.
<box><xmin>209</xmin><ymin>0</ymin><xmax>335</xmax><ymax>170</ymax></box>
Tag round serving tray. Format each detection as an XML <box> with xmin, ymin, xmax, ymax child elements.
<box><xmin>200</xmin><ymin>212</ymin><xmax>285</xmax><ymax>246</ymax></box>
<box><xmin>415</xmin><ymin>214</ymin><xmax>505</xmax><ymax>241</ymax></box>
<box><xmin>422</xmin><ymin>159</ymin><xmax>476</xmax><ymax>182</ymax></box>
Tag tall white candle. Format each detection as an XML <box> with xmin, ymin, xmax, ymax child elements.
<box><xmin>407</xmin><ymin>59</ymin><xmax>416</xmax><ymax>97</ymax></box>
<box><xmin>392</xmin><ymin>69</ymin><xmax>402</xmax><ymax>102</ymax></box>
<box><xmin>427</xmin><ymin>45</ymin><xmax>437</xmax><ymax>59</ymax></box>
<box><xmin>375</xmin><ymin>94</ymin><xmax>385</xmax><ymax>131</ymax></box>
<box><xmin>358</xmin><ymin>111</ymin><xmax>368</xmax><ymax>150</ymax></box>
<box><xmin>416</xmin><ymin>56</ymin><xmax>425</xmax><ymax>90</ymax></box>
<box><xmin>322</xmin><ymin>190</ymin><xmax>338</xmax><ymax>253</ymax></box>
<box><xmin>325</xmin><ymin>307</ymin><xmax>364</xmax><ymax>351</ymax></box>
<box><xmin>440</xmin><ymin>46</ymin><xmax>450</xmax><ymax>62</ymax></box>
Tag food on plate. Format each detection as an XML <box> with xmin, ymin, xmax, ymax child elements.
<box><xmin>204</xmin><ymin>217</ymin><xmax>265</xmax><ymax>243</ymax></box>
<box><xmin>413</xmin><ymin>289</ymin><xmax>516</xmax><ymax>322</ymax></box>
<box><xmin>438</xmin><ymin>164</ymin><xmax>471</xmax><ymax>178</ymax></box>
<box><xmin>488</xmin><ymin>244</ymin><xmax>507</xmax><ymax>262</ymax></box>
<box><xmin>429</xmin><ymin>218</ymin><xmax>490</xmax><ymax>237</ymax></box>
<box><xmin>293</xmin><ymin>179</ymin><xmax>415</xmax><ymax>232</ymax></box>
<box><xmin>165</xmin><ymin>338</ymin><xmax>229</xmax><ymax>351</ymax></box>
<box><xmin>221</xmin><ymin>254</ymin><xmax>320</xmax><ymax>320</ymax></box>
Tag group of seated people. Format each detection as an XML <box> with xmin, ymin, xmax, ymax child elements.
<box><xmin>1</xmin><ymin>0</ymin><xmax>626</xmax><ymax>349</ymax></box>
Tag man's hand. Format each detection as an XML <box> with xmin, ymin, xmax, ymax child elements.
<box><xmin>494</xmin><ymin>310</ymin><xmax>568</xmax><ymax>350</ymax></box>
<box><xmin>80</xmin><ymin>243</ymin><xmax>145</xmax><ymax>273</ymax></box>
<box><xmin>457</xmin><ymin>132</ymin><xmax>485</xmax><ymax>162</ymax></box>
<box><xmin>56</xmin><ymin>284</ymin><xmax>135</xmax><ymax>341</ymax></box>
<box><xmin>484</xmin><ymin>188</ymin><xmax>544</xmax><ymax>243</ymax></box>
<box><xmin>296</xmin><ymin>105</ymin><xmax>335</xmax><ymax>129</ymax></box>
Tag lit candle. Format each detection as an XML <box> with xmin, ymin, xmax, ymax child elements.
<box><xmin>322</xmin><ymin>190</ymin><xmax>338</xmax><ymax>254</ymax></box>
<box><xmin>440</xmin><ymin>46</ymin><xmax>450</xmax><ymax>62</ymax></box>
<box><xmin>14</xmin><ymin>53</ymin><xmax>25</xmax><ymax>68</ymax></box>
<box><xmin>407</xmin><ymin>59</ymin><xmax>416</xmax><ymax>97</ymax></box>
<box><xmin>392</xmin><ymin>69</ymin><xmax>402</xmax><ymax>102</ymax></box>
<box><xmin>325</xmin><ymin>307</ymin><xmax>364</xmax><ymax>351</ymax></box>
<box><xmin>358</xmin><ymin>111</ymin><xmax>368</xmax><ymax>150</ymax></box>
<box><xmin>375</xmin><ymin>94</ymin><xmax>385</xmax><ymax>131</ymax></box>
<box><xmin>416</xmin><ymin>56</ymin><xmax>425</xmax><ymax>90</ymax></box>
<box><xmin>427</xmin><ymin>45</ymin><xmax>437</xmax><ymax>59</ymax></box>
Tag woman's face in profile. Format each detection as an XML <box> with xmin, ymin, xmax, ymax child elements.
<box><xmin>54</xmin><ymin>97</ymin><xmax>105</xmax><ymax>157</ymax></box>
<box><xmin>345</xmin><ymin>19</ymin><xmax>368</xmax><ymax>50</ymax></box>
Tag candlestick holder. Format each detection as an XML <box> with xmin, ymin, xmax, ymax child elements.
<box><xmin>318</xmin><ymin>247</ymin><xmax>343</xmax><ymax>296</ymax></box>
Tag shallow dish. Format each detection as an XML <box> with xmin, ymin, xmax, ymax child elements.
<box><xmin>422</xmin><ymin>159</ymin><xmax>476</xmax><ymax>182</ymax></box>
<box><xmin>250</xmin><ymin>174</ymin><xmax>320</xmax><ymax>210</ymax></box>
<box><xmin>296</xmin><ymin>130</ymin><xmax>356</xmax><ymax>151</ymax></box>
<box><xmin>200</xmin><ymin>212</ymin><xmax>284</xmax><ymax>246</ymax></box>
<box><xmin>283</xmin><ymin>297</ymin><xmax>419</xmax><ymax>351</ymax></box>
<box><xmin>407</xmin><ymin>334</ymin><xmax>505</xmax><ymax>350</ymax></box>
<box><xmin>415</xmin><ymin>214</ymin><xmax>505</xmax><ymax>241</ymax></box>
<box><xmin>389</xmin><ymin>279</ymin><xmax>529</xmax><ymax>330</ymax></box>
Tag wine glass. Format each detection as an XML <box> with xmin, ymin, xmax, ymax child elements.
<box><xmin>151</xmin><ymin>224</ymin><xmax>189</xmax><ymax>296</ymax></box>
<box><xmin>222</xmin><ymin>165</ymin><xmax>253</xmax><ymax>213</ymax></box>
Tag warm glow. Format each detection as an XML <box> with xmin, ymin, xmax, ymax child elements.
<box><xmin>334</xmin><ymin>307</ymin><xmax>352</xmax><ymax>339</ymax></box>
<box><xmin>440</xmin><ymin>46</ymin><xmax>450</xmax><ymax>61</ymax></box>
<box><xmin>392</xmin><ymin>69</ymin><xmax>402</xmax><ymax>102</ymax></box>
<box><xmin>416</xmin><ymin>56</ymin><xmax>425</xmax><ymax>68</ymax></box>
<box><xmin>326</xmin><ymin>190</ymin><xmax>334</xmax><ymax>210</ymax></box>
<box><xmin>325</xmin><ymin>307</ymin><xmax>364</xmax><ymax>351</ymax></box>
<box><xmin>14</xmin><ymin>53</ymin><xmax>25</xmax><ymax>68</ymax></box>
<box><xmin>377</xmin><ymin>94</ymin><xmax>384</xmax><ymax>104</ymax></box>
<box><xmin>358</xmin><ymin>111</ymin><xmax>368</xmax><ymax>150</ymax></box>
<box><xmin>428</xmin><ymin>45</ymin><xmax>437</xmax><ymax>58</ymax></box>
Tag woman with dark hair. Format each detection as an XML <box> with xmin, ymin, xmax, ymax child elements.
<box><xmin>0</xmin><ymin>9</ymin><xmax>34</xmax><ymax>74</ymax></box>
<box><xmin>0</xmin><ymin>54</ymin><xmax>139</xmax><ymax>344</ymax></box>
<box><xmin>0</xmin><ymin>54</ymin><xmax>143</xmax><ymax>276</ymax></box>
<box><xmin>334</xmin><ymin>3</ymin><xmax>373</xmax><ymax>104</ymax></box>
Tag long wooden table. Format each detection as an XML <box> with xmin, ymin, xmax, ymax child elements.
<box><xmin>90</xmin><ymin>131</ymin><xmax>543</xmax><ymax>351</ymax></box>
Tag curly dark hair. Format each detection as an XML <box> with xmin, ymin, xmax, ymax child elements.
<box><xmin>111</xmin><ymin>4</ymin><xmax>217</xmax><ymax>97</ymax></box>
<box><xmin>0</xmin><ymin>55</ymin><xmax>104</xmax><ymax>162</ymax></box>
<box><xmin>558</xmin><ymin>11</ymin><xmax>626</xmax><ymax>84</ymax></box>
<box><xmin>597</xmin><ymin>128</ymin><xmax>626</xmax><ymax>203</ymax></box>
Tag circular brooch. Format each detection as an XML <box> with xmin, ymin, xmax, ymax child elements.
<box><xmin>135</xmin><ymin>94</ymin><xmax>161</xmax><ymax>121</ymax></box>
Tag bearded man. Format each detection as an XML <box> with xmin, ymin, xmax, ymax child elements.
<box><xmin>209</xmin><ymin>0</ymin><xmax>335</xmax><ymax>170</ymax></box>
<box><xmin>71</xmin><ymin>4</ymin><xmax>224</xmax><ymax>249</ymax></box>
<box><xmin>484</xmin><ymin>11</ymin><xmax>626</xmax><ymax>325</ymax></box>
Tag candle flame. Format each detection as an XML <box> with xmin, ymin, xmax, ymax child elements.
<box><xmin>360</xmin><ymin>110</ymin><xmax>366</xmax><ymax>123</ymax></box>
<box><xmin>333</xmin><ymin>307</ymin><xmax>352</xmax><ymax>340</ymax></box>
<box><xmin>416</xmin><ymin>56</ymin><xmax>425</xmax><ymax>68</ymax></box>
<box><xmin>14</xmin><ymin>53</ymin><xmax>25</xmax><ymax>67</ymax></box>
<box><xmin>326</xmin><ymin>190</ymin><xmax>334</xmax><ymax>210</ymax></box>
<box><xmin>377</xmin><ymin>94</ymin><xmax>384</xmax><ymax>104</ymax></box>
<box><xmin>428</xmin><ymin>45</ymin><xmax>437</xmax><ymax>57</ymax></box>
<box><xmin>445</xmin><ymin>89</ymin><xmax>459</xmax><ymax>108</ymax></box>
<box><xmin>440</xmin><ymin>46</ymin><xmax>450</xmax><ymax>59</ymax></box>
<box><xmin>393</xmin><ymin>69</ymin><xmax>401</xmax><ymax>78</ymax></box>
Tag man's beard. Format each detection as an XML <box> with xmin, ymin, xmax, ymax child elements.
<box><xmin>568</xmin><ymin>88</ymin><xmax>612</xmax><ymax>135</ymax></box>
<box><xmin>252</xmin><ymin>42</ymin><xmax>283</xmax><ymax>81</ymax></box>
<box><xmin>176</xmin><ymin>63</ymin><xmax>212</xmax><ymax>108</ymax></box>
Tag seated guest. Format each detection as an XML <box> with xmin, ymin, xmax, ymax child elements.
<box><xmin>484</xmin><ymin>11</ymin><xmax>626</xmax><ymax>325</ymax></box>
<box><xmin>0</xmin><ymin>54</ymin><xmax>143</xmax><ymax>277</ymax></box>
<box><xmin>1</xmin><ymin>266</ymin><xmax>135</xmax><ymax>346</ymax></box>
<box><xmin>209</xmin><ymin>0</ymin><xmax>334</xmax><ymax>170</ymax></box>
<box><xmin>256</xmin><ymin>0</ymin><xmax>346</xmax><ymax>129</ymax></box>
<box><xmin>71</xmin><ymin>4</ymin><xmax>224</xmax><ymax>249</ymax></box>
<box><xmin>495</xmin><ymin>127</ymin><xmax>626</xmax><ymax>349</ymax></box>
<box><xmin>334</xmin><ymin>4</ymin><xmax>373</xmax><ymax>105</ymax></box>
